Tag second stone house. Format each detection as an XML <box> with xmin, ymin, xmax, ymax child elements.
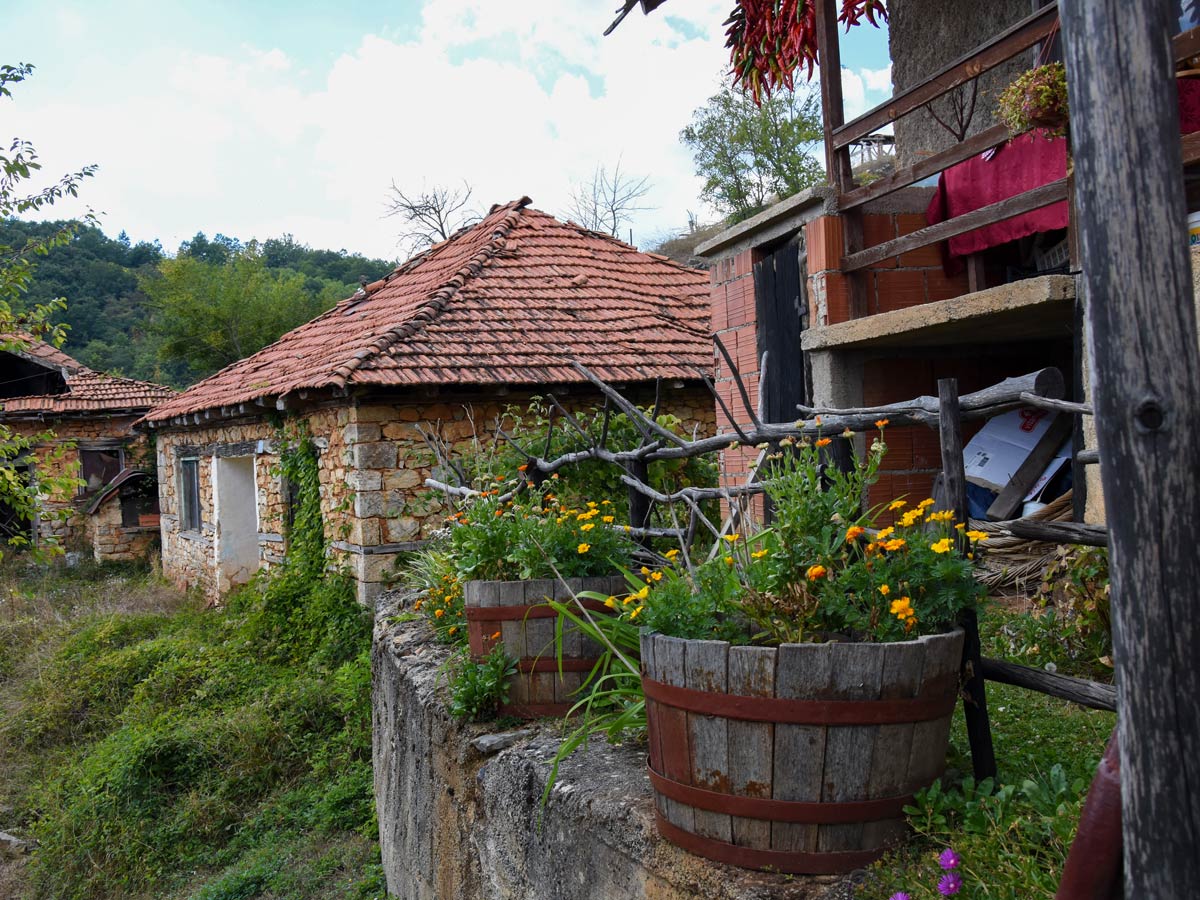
<box><xmin>141</xmin><ymin>198</ymin><xmax>715</xmax><ymax>603</ymax></box>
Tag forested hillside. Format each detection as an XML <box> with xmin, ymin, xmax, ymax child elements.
<box><xmin>0</xmin><ymin>220</ymin><xmax>396</xmax><ymax>388</ymax></box>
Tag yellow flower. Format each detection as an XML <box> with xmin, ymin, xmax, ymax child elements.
<box><xmin>899</xmin><ymin>509</ymin><xmax>923</xmax><ymax>528</ymax></box>
<box><xmin>587</xmin><ymin>501</ymin><xmax>598</xmax><ymax>509</ymax></box>
<box><xmin>630</xmin><ymin>605</ymin><xmax>644</xmax><ymax>620</ymax></box>
<box><xmin>905</xmin><ymin>614</ymin><xmax>918</xmax><ymax>633</ymax></box>
<box><xmin>955</xmin><ymin>522</ymin><xmax>966</xmax><ymax>531</ymax></box>
<box><xmin>604</xmin><ymin>597</ymin><xmax>618</xmax><ymax>609</ymax></box>
<box><xmin>845</xmin><ymin>526</ymin><xmax>866</xmax><ymax>542</ymax></box>
<box><xmin>724</xmin><ymin>533</ymin><xmax>741</xmax><ymax>543</ymax></box>
<box><xmin>413</xmin><ymin>599</ymin><xmax>423</xmax><ymax>610</ymax></box>
<box><xmin>622</xmin><ymin>595</ymin><xmax>634</xmax><ymax>606</ymax></box>
<box><xmin>636</xmin><ymin>586</ymin><xmax>650</xmax><ymax>600</ymax></box>
<box><xmin>927</xmin><ymin>510</ymin><xmax>954</xmax><ymax>523</ymax></box>
<box><xmin>889</xmin><ymin>596</ymin><xmax>914</xmax><ymax>619</ymax></box>
<box><xmin>601</xmin><ymin>499</ymin><xmax>612</xmax><ymax>506</ymax></box>
<box><xmin>877</xmin><ymin>526</ymin><xmax>895</xmax><ymax>539</ymax></box>
<box><xmin>878</xmin><ymin>584</ymin><xmax>891</xmax><ymax>596</ymax></box>
<box><xmin>624</xmin><ymin>525</ymin><xmax>632</xmax><ymax>533</ymax></box>
<box><xmin>434</xmin><ymin>609</ymin><xmax>445</xmax><ymax>618</ymax></box>
<box><xmin>806</xmin><ymin>564</ymin><xmax>828</xmax><ymax>581</ymax></box>
<box><xmin>751</xmin><ymin>549</ymin><xmax>768</xmax><ymax>559</ymax></box>
<box><xmin>816</xmin><ymin>437</ymin><xmax>832</xmax><ymax>447</ymax></box>
<box><xmin>640</xmin><ymin>566</ymin><xmax>652</xmax><ymax>576</ymax></box>
<box><xmin>884</xmin><ymin>538</ymin><xmax>907</xmax><ymax>552</ymax></box>
<box><xmin>887</xmin><ymin>499</ymin><xmax>907</xmax><ymax>511</ymax></box>
<box><xmin>966</xmin><ymin>530</ymin><xmax>991</xmax><ymax>542</ymax></box>
<box><xmin>724</xmin><ymin>556</ymin><xmax>735</xmax><ymax>566</ymax></box>
<box><xmin>577</xmin><ymin>543</ymin><xmax>591</xmax><ymax>554</ymax></box>
<box><xmin>930</xmin><ymin>538</ymin><xmax>953</xmax><ymax>554</ymax></box>
<box><xmin>447</xmin><ymin>626</ymin><xmax>458</xmax><ymax>636</ymax></box>
<box><xmin>918</xmin><ymin>498</ymin><xmax>935</xmax><ymax>509</ymax></box>
<box><xmin>580</xmin><ymin>523</ymin><xmax>595</xmax><ymax>532</ymax></box>
<box><xmin>602</xmin><ymin>515</ymin><xmax>615</xmax><ymax>524</ymax></box>
<box><xmin>650</xmin><ymin>571</ymin><xmax>663</xmax><ymax>582</ymax></box>
<box><xmin>664</xmin><ymin>548</ymin><xmax>680</xmax><ymax>560</ymax></box>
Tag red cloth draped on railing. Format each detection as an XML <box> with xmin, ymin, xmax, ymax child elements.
<box><xmin>925</xmin><ymin>132</ymin><xmax>1069</xmax><ymax>272</ymax></box>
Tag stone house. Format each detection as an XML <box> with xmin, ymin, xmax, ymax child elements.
<box><xmin>0</xmin><ymin>335</ymin><xmax>176</xmax><ymax>560</ymax></box>
<box><xmin>141</xmin><ymin>198</ymin><xmax>715</xmax><ymax>604</ymax></box>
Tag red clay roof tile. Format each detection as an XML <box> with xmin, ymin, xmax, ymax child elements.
<box><xmin>146</xmin><ymin>199</ymin><xmax>713</xmax><ymax>422</ymax></box>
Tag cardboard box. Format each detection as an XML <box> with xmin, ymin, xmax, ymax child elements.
<box><xmin>964</xmin><ymin>407</ymin><xmax>1071</xmax><ymax>501</ymax></box>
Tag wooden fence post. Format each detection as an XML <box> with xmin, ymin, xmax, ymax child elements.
<box><xmin>937</xmin><ymin>378</ymin><xmax>997</xmax><ymax>781</ymax></box>
<box><xmin>1060</xmin><ymin>0</ymin><xmax>1200</xmax><ymax>893</ymax></box>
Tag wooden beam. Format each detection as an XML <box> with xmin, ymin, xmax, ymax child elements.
<box><xmin>839</xmin><ymin>124</ymin><xmax>1011</xmax><ymax>211</ymax></box>
<box><xmin>937</xmin><ymin>378</ymin><xmax>997</xmax><ymax>781</ymax></box>
<box><xmin>831</xmin><ymin>3</ymin><xmax>1059</xmax><ymax>149</ymax></box>
<box><xmin>1182</xmin><ymin>130</ymin><xmax>1200</xmax><ymax>166</ymax></box>
<box><xmin>986</xmin><ymin>413</ymin><xmax>1073</xmax><ymax>521</ymax></box>
<box><xmin>980</xmin><ymin>658</ymin><xmax>1116</xmax><ymax>712</ymax></box>
<box><xmin>841</xmin><ymin>178</ymin><xmax>1069</xmax><ymax>272</ymax></box>
<box><xmin>1173</xmin><ymin>23</ymin><xmax>1200</xmax><ymax>63</ymax></box>
<box><xmin>1006</xmin><ymin>517</ymin><xmax>1108</xmax><ymax>547</ymax></box>
<box><xmin>1061</xmin><ymin>0</ymin><xmax>1200</xmax><ymax>893</ymax></box>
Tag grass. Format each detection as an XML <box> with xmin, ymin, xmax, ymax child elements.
<box><xmin>0</xmin><ymin>555</ymin><xmax>385</xmax><ymax>900</ymax></box>
<box><xmin>860</xmin><ymin>603</ymin><xmax>1116</xmax><ymax>900</ymax></box>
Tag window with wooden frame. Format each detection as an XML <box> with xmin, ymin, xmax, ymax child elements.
<box><xmin>78</xmin><ymin>446</ymin><xmax>124</xmax><ymax>495</ymax></box>
<box><xmin>179</xmin><ymin>458</ymin><xmax>201</xmax><ymax>532</ymax></box>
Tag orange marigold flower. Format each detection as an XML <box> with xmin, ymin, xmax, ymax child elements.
<box><xmin>845</xmin><ymin>525</ymin><xmax>866</xmax><ymax>542</ymax></box>
<box><xmin>494</xmin><ymin>509</ymin><xmax>503</xmax><ymax>517</ymax></box>
<box><xmin>491</xmin><ymin>631</ymin><xmax>501</xmax><ymax>640</ymax></box>
<box><xmin>577</xmin><ymin>543</ymin><xmax>591</xmax><ymax>554</ymax></box>
<box><xmin>517</xmin><ymin>464</ymin><xmax>528</xmax><ymax>472</ymax></box>
<box><xmin>875</xmin><ymin>418</ymin><xmax>889</xmax><ymax>428</ymax></box>
<box><xmin>816</xmin><ymin>437</ymin><xmax>832</xmax><ymax>447</ymax></box>
<box><xmin>806</xmin><ymin>564</ymin><xmax>828</xmax><ymax>580</ymax></box>
<box><xmin>434</xmin><ymin>609</ymin><xmax>445</xmax><ymax>618</ymax></box>
<box><xmin>887</xmin><ymin>499</ymin><xmax>906</xmax><ymax>511</ymax></box>
<box><xmin>883</xmin><ymin>538</ymin><xmax>907</xmax><ymax>552</ymax></box>
<box><xmin>878</xmin><ymin>584</ymin><xmax>891</xmax><ymax>596</ymax></box>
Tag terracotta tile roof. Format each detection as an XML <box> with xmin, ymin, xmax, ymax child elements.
<box><xmin>0</xmin><ymin>333</ymin><xmax>84</xmax><ymax>374</ymax></box>
<box><xmin>145</xmin><ymin>199</ymin><xmax>713</xmax><ymax>423</ymax></box>
<box><xmin>0</xmin><ymin>337</ymin><xmax>176</xmax><ymax>416</ymax></box>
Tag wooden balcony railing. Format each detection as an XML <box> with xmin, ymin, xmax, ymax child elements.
<box><xmin>815</xmin><ymin>0</ymin><xmax>1200</xmax><ymax>307</ymax></box>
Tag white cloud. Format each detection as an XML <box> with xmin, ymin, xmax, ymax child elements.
<box><xmin>6</xmin><ymin>2</ymin><xmax>892</xmax><ymax>260</ymax></box>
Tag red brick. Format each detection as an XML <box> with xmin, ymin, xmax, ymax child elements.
<box><xmin>805</xmin><ymin>216</ymin><xmax>844</xmax><ymax>273</ymax></box>
<box><xmin>862</xmin><ymin>214</ymin><xmax>898</xmax><ymax>270</ymax></box>
<box><xmin>925</xmin><ymin>267</ymin><xmax>969</xmax><ymax>303</ymax></box>
<box><xmin>875</xmin><ymin>269</ymin><xmax>928</xmax><ymax>314</ymax></box>
<box><xmin>710</xmin><ymin>284</ymin><xmax>729</xmax><ymax>332</ymax></box>
<box><xmin>823</xmin><ymin>273</ymin><xmax>851</xmax><ymax>325</ymax></box>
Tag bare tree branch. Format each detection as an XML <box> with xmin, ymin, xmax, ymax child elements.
<box><xmin>564</xmin><ymin>160</ymin><xmax>652</xmax><ymax>239</ymax></box>
<box><xmin>385</xmin><ymin>180</ymin><xmax>480</xmax><ymax>256</ymax></box>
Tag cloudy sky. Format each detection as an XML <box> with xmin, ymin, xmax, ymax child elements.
<box><xmin>2</xmin><ymin>1</ymin><xmax>892</xmax><ymax>261</ymax></box>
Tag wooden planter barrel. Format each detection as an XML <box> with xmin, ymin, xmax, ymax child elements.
<box><xmin>464</xmin><ymin>575</ymin><xmax>625</xmax><ymax>718</ymax></box>
<box><xmin>641</xmin><ymin>629</ymin><xmax>964</xmax><ymax>875</ymax></box>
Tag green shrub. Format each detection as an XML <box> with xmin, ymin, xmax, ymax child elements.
<box><xmin>447</xmin><ymin>644</ymin><xmax>517</xmax><ymax>721</ymax></box>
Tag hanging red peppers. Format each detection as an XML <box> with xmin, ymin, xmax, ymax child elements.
<box><xmin>726</xmin><ymin>0</ymin><xmax>887</xmax><ymax>104</ymax></box>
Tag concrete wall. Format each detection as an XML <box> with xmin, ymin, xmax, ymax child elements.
<box><xmin>373</xmin><ymin>601</ymin><xmax>845</xmax><ymax>900</ymax></box>
<box><xmin>889</xmin><ymin>0</ymin><xmax>1038</xmax><ymax>167</ymax></box>
<box><xmin>155</xmin><ymin>386</ymin><xmax>715</xmax><ymax>605</ymax></box>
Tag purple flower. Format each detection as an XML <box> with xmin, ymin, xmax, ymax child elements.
<box><xmin>887</xmin><ymin>894</ymin><xmax>911</xmax><ymax>900</ymax></box>
<box><xmin>938</xmin><ymin>848</ymin><xmax>961</xmax><ymax>870</ymax></box>
<box><xmin>937</xmin><ymin>872</ymin><xmax>963</xmax><ymax>896</ymax></box>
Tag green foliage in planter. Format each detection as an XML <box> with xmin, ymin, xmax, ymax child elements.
<box><xmin>474</xmin><ymin>398</ymin><xmax>719</xmax><ymax>528</ymax></box>
<box><xmin>449</xmin><ymin>489</ymin><xmax>631</xmax><ymax>581</ymax></box>
<box><xmin>602</xmin><ymin>427</ymin><xmax>985</xmax><ymax>645</ymax></box>
<box><xmin>402</xmin><ymin>542</ymin><xmax>467</xmax><ymax>646</ymax></box>
<box><xmin>447</xmin><ymin>643</ymin><xmax>517</xmax><ymax>721</ymax></box>
<box><xmin>998</xmin><ymin>62</ymin><xmax>1069</xmax><ymax>138</ymax></box>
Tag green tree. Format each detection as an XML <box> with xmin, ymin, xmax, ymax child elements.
<box><xmin>681</xmin><ymin>77</ymin><xmax>826</xmax><ymax>223</ymax></box>
<box><xmin>0</xmin><ymin>62</ymin><xmax>92</xmax><ymax>555</ymax></box>
<box><xmin>141</xmin><ymin>242</ymin><xmax>345</xmax><ymax>382</ymax></box>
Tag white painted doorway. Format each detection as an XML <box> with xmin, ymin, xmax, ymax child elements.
<box><xmin>214</xmin><ymin>456</ymin><xmax>259</xmax><ymax>592</ymax></box>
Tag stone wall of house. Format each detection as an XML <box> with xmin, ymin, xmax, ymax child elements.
<box><xmin>889</xmin><ymin>0</ymin><xmax>1036</xmax><ymax>168</ymax></box>
<box><xmin>4</xmin><ymin>414</ymin><xmax>151</xmax><ymax>555</ymax></box>
<box><xmin>88</xmin><ymin>492</ymin><xmax>159</xmax><ymax>563</ymax></box>
<box><xmin>155</xmin><ymin>387</ymin><xmax>716</xmax><ymax>605</ymax></box>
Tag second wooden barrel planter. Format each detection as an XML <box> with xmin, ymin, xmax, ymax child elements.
<box><xmin>640</xmin><ymin>628</ymin><xmax>964</xmax><ymax>875</ymax></box>
<box><xmin>465</xmin><ymin>575</ymin><xmax>626</xmax><ymax>718</ymax></box>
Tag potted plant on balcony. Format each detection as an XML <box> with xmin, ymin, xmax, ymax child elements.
<box><xmin>600</xmin><ymin>426</ymin><xmax>985</xmax><ymax>874</ymax></box>
<box><xmin>998</xmin><ymin>61</ymin><xmax>1069</xmax><ymax>138</ymax></box>
<box><xmin>451</xmin><ymin>486</ymin><xmax>632</xmax><ymax>718</ymax></box>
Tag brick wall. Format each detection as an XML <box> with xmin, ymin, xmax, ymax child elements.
<box><xmin>805</xmin><ymin>213</ymin><xmax>969</xmax><ymax>327</ymax></box>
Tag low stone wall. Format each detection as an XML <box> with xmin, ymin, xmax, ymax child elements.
<box><xmin>373</xmin><ymin>595</ymin><xmax>847</xmax><ymax>900</ymax></box>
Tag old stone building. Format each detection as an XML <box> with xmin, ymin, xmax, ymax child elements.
<box><xmin>0</xmin><ymin>335</ymin><xmax>176</xmax><ymax>560</ymax></box>
<box><xmin>142</xmin><ymin>198</ymin><xmax>715</xmax><ymax>603</ymax></box>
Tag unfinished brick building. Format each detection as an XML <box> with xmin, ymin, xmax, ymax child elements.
<box><xmin>141</xmin><ymin>199</ymin><xmax>715</xmax><ymax>604</ymax></box>
<box><xmin>0</xmin><ymin>336</ymin><xmax>175</xmax><ymax>560</ymax></box>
